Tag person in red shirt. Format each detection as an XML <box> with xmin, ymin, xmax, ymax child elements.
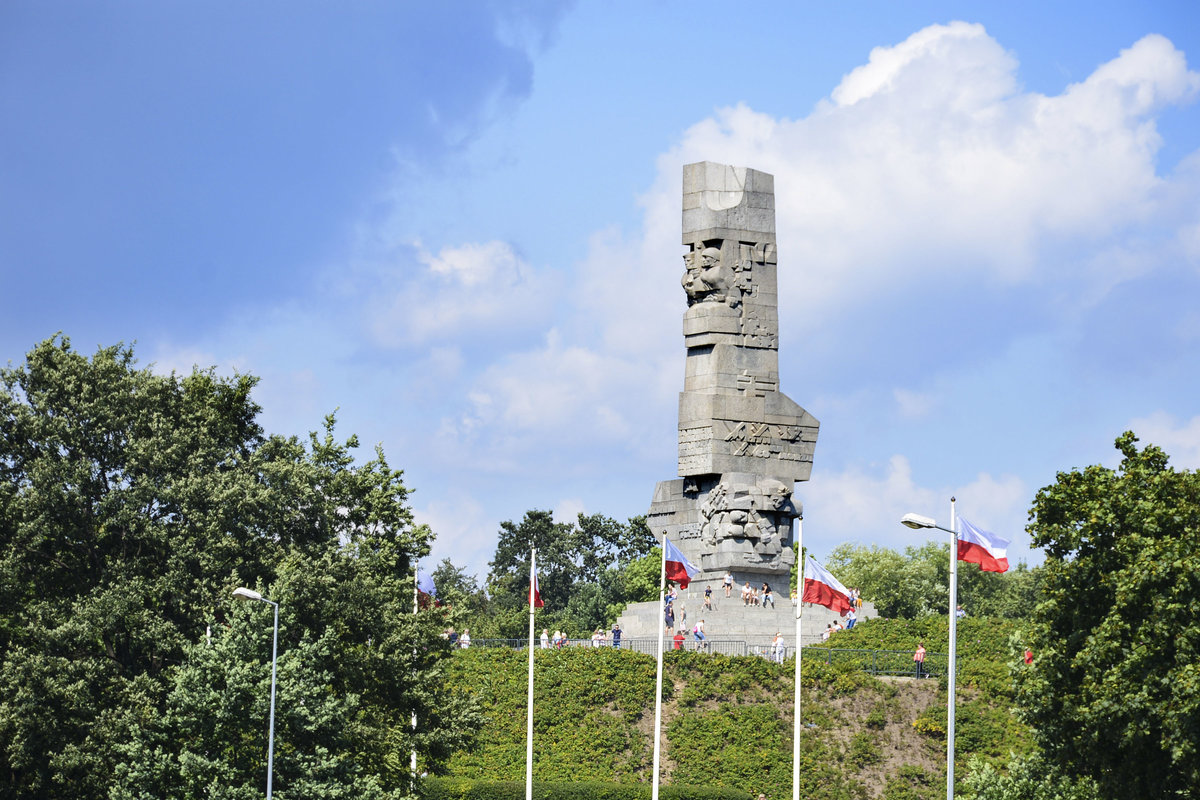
<box><xmin>673</xmin><ymin>630</ymin><xmax>685</xmax><ymax>650</ymax></box>
<box><xmin>1024</xmin><ymin>647</ymin><xmax>1033</xmax><ymax>665</ymax></box>
<box><xmin>913</xmin><ymin>642</ymin><xmax>926</xmax><ymax>678</ymax></box>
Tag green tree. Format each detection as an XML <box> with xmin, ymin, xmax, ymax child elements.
<box><xmin>1015</xmin><ymin>432</ymin><xmax>1200</xmax><ymax>798</ymax></box>
<box><xmin>485</xmin><ymin>511</ymin><xmax>655</xmax><ymax>636</ymax></box>
<box><xmin>962</xmin><ymin>754</ymin><xmax>1097</xmax><ymax>800</ymax></box>
<box><xmin>826</xmin><ymin>540</ymin><xmax>1039</xmax><ymax>621</ymax></box>
<box><xmin>0</xmin><ymin>336</ymin><xmax>472</xmax><ymax>799</ymax></box>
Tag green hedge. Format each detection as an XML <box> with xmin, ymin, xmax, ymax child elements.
<box><xmin>439</xmin><ymin>619</ymin><xmax>1028</xmax><ymax>797</ymax></box>
<box><xmin>423</xmin><ymin>777</ymin><xmax>750</xmax><ymax>800</ymax></box>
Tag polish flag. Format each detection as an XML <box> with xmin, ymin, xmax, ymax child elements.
<box><xmin>663</xmin><ymin>537</ymin><xmax>699</xmax><ymax>589</ymax></box>
<box><xmin>529</xmin><ymin>568</ymin><xmax>544</xmax><ymax>608</ymax></box>
<box><xmin>802</xmin><ymin>556</ymin><xmax>852</xmax><ymax>616</ymax></box>
<box><xmin>958</xmin><ymin>517</ymin><xmax>1010</xmax><ymax>573</ymax></box>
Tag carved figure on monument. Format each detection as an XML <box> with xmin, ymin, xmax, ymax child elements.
<box><xmin>696</xmin><ymin>474</ymin><xmax>798</xmax><ymax>573</ymax></box>
<box><xmin>682</xmin><ymin>246</ymin><xmax>735</xmax><ymax>305</ymax></box>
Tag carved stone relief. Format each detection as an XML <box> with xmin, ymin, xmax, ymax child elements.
<box><xmin>695</xmin><ymin>474</ymin><xmax>798</xmax><ymax>572</ymax></box>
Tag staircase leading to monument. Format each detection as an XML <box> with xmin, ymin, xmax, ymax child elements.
<box><xmin>614</xmin><ymin>594</ymin><xmax>877</xmax><ymax>649</ymax></box>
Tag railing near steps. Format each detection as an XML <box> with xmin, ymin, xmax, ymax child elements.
<box><xmin>457</xmin><ymin>638</ymin><xmax>948</xmax><ymax>678</ymax></box>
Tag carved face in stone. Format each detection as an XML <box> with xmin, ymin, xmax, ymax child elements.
<box><xmin>761</xmin><ymin>479</ymin><xmax>792</xmax><ymax>510</ymax></box>
<box><xmin>682</xmin><ymin>246</ymin><xmax>729</xmax><ymax>302</ymax></box>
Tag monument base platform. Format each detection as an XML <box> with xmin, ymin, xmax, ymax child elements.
<box><xmin>613</xmin><ymin>593</ymin><xmax>876</xmax><ymax>650</ymax></box>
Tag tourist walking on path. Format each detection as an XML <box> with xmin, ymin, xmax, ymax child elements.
<box><xmin>693</xmin><ymin>619</ymin><xmax>707</xmax><ymax>649</ymax></box>
<box><xmin>913</xmin><ymin>642</ymin><xmax>926</xmax><ymax>678</ymax></box>
<box><xmin>846</xmin><ymin>606</ymin><xmax>857</xmax><ymax>629</ymax></box>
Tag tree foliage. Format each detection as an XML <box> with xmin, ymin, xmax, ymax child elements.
<box><xmin>479</xmin><ymin>510</ymin><xmax>655</xmax><ymax>637</ymax></box>
<box><xmin>1015</xmin><ymin>432</ymin><xmax>1200</xmax><ymax>798</ymax></box>
<box><xmin>825</xmin><ymin>541</ymin><xmax>1040</xmax><ymax>620</ymax></box>
<box><xmin>0</xmin><ymin>336</ymin><xmax>472</xmax><ymax>799</ymax></box>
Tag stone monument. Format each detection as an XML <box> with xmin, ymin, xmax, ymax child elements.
<box><xmin>648</xmin><ymin>161</ymin><xmax>819</xmax><ymax>590</ymax></box>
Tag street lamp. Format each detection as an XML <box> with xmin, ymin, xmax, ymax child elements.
<box><xmin>900</xmin><ymin>501</ymin><xmax>959</xmax><ymax>800</ymax></box>
<box><xmin>234</xmin><ymin>587</ymin><xmax>279</xmax><ymax>800</ymax></box>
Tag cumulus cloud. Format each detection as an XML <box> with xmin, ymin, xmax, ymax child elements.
<box><xmin>805</xmin><ymin>455</ymin><xmax>1027</xmax><ymax>560</ymax></box>
<box><xmin>403</xmin><ymin>23</ymin><xmax>1199</xmax><ymax>522</ymax></box>
<box><xmin>362</xmin><ymin>239</ymin><xmax>563</xmax><ymax>347</ymax></box>
<box><xmin>642</xmin><ymin>25</ymin><xmax>1200</xmax><ymax>334</ymax></box>
<box><xmin>431</xmin><ymin>327</ymin><xmax>678</xmax><ymax>473</ymax></box>
<box><xmin>1127</xmin><ymin>411</ymin><xmax>1200</xmax><ymax>468</ymax></box>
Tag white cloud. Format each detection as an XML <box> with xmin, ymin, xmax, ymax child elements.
<box><xmin>893</xmin><ymin>388</ymin><xmax>936</xmax><ymax>419</ymax></box>
<box><xmin>362</xmin><ymin>239</ymin><xmax>563</xmax><ymax>346</ymax></box>
<box><xmin>421</xmin><ymin>240</ymin><xmax>524</xmax><ymax>287</ymax></box>
<box><xmin>804</xmin><ymin>456</ymin><xmax>1027</xmax><ymax>560</ymax></box>
<box><xmin>147</xmin><ymin>343</ymin><xmax>237</xmax><ymax>377</ymax></box>
<box><xmin>644</xmin><ymin>26</ymin><xmax>1200</xmax><ymax>335</ymax></box>
<box><xmin>553</xmin><ymin>498</ymin><xmax>586</xmax><ymax>524</ymax></box>
<box><xmin>831</xmin><ymin>22</ymin><xmax>1017</xmax><ymax>109</ymax></box>
<box><xmin>415</xmin><ymin>493</ymin><xmax>497</xmax><ymax>580</ymax></box>
<box><xmin>1126</xmin><ymin>411</ymin><xmax>1200</xmax><ymax>469</ymax></box>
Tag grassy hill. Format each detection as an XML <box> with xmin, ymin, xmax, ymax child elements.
<box><xmin>439</xmin><ymin>617</ymin><xmax>1032</xmax><ymax>800</ymax></box>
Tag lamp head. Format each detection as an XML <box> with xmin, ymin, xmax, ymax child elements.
<box><xmin>901</xmin><ymin>513</ymin><xmax>937</xmax><ymax>530</ymax></box>
<box><xmin>232</xmin><ymin>587</ymin><xmax>263</xmax><ymax>602</ymax></box>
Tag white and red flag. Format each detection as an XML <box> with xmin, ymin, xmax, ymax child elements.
<box><xmin>663</xmin><ymin>537</ymin><xmax>699</xmax><ymax>589</ymax></box>
<box><xmin>801</xmin><ymin>556</ymin><xmax>852</xmax><ymax>616</ymax></box>
<box><xmin>529</xmin><ymin>564</ymin><xmax>544</xmax><ymax>608</ymax></box>
<box><xmin>958</xmin><ymin>517</ymin><xmax>1010</xmax><ymax>573</ymax></box>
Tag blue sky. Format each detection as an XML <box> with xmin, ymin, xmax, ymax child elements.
<box><xmin>4</xmin><ymin>1</ymin><xmax>1199</xmax><ymax>582</ymax></box>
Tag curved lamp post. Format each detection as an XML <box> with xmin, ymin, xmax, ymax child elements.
<box><xmin>233</xmin><ymin>587</ymin><xmax>279</xmax><ymax>800</ymax></box>
<box><xmin>901</xmin><ymin>502</ymin><xmax>958</xmax><ymax>800</ymax></box>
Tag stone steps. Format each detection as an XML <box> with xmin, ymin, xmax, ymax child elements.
<box><xmin>614</xmin><ymin>595</ymin><xmax>875</xmax><ymax>647</ymax></box>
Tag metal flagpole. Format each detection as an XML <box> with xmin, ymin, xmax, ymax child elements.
<box><xmin>792</xmin><ymin>515</ymin><xmax>804</xmax><ymax>800</ymax></box>
<box><xmin>411</xmin><ymin>570</ymin><xmax>419</xmax><ymax>782</ymax></box>
<box><xmin>526</xmin><ymin>548</ymin><xmax>537</xmax><ymax>800</ymax></box>
<box><xmin>651</xmin><ymin>536</ymin><xmax>668</xmax><ymax>800</ymax></box>
<box><xmin>947</xmin><ymin>498</ymin><xmax>958</xmax><ymax>800</ymax></box>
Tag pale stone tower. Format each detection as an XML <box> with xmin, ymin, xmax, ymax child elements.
<box><xmin>647</xmin><ymin>162</ymin><xmax>819</xmax><ymax>590</ymax></box>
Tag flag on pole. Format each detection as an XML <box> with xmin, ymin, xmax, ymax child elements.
<box><xmin>663</xmin><ymin>537</ymin><xmax>699</xmax><ymax>588</ymax></box>
<box><xmin>529</xmin><ymin>567</ymin><xmax>544</xmax><ymax>608</ymax></box>
<box><xmin>801</xmin><ymin>556</ymin><xmax>852</xmax><ymax>616</ymax></box>
<box><xmin>957</xmin><ymin>517</ymin><xmax>1010</xmax><ymax>573</ymax></box>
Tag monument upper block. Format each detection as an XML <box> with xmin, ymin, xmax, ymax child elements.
<box><xmin>682</xmin><ymin>162</ymin><xmax>776</xmax><ymax>245</ymax></box>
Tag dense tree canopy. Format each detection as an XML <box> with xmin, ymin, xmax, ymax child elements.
<box><xmin>1015</xmin><ymin>432</ymin><xmax>1200</xmax><ymax>798</ymax></box>
<box><xmin>0</xmin><ymin>337</ymin><xmax>472</xmax><ymax>799</ymax></box>
<box><xmin>479</xmin><ymin>510</ymin><xmax>656</xmax><ymax>638</ymax></box>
